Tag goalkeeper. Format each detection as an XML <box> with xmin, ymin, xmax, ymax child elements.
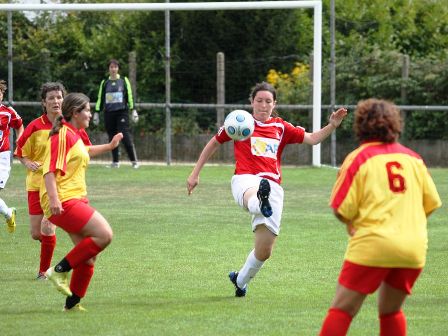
<box><xmin>94</xmin><ymin>59</ymin><xmax>139</xmax><ymax>169</ymax></box>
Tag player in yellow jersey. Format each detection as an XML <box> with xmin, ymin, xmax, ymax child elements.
<box><xmin>40</xmin><ymin>92</ymin><xmax>122</xmax><ymax>312</ymax></box>
<box><xmin>319</xmin><ymin>99</ymin><xmax>442</xmax><ymax>336</ymax></box>
<box><xmin>15</xmin><ymin>83</ymin><xmax>66</xmax><ymax>279</ymax></box>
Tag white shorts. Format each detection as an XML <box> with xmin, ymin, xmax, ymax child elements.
<box><xmin>231</xmin><ymin>174</ymin><xmax>284</xmax><ymax>235</ymax></box>
<box><xmin>0</xmin><ymin>151</ymin><xmax>12</xmax><ymax>189</ymax></box>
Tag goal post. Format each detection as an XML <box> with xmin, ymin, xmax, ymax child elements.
<box><xmin>0</xmin><ymin>1</ymin><xmax>323</xmax><ymax>166</ymax></box>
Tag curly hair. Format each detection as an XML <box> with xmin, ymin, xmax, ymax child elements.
<box><xmin>0</xmin><ymin>80</ymin><xmax>7</xmax><ymax>93</ymax></box>
<box><xmin>354</xmin><ymin>98</ymin><xmax>402</xmax><ymax>143</ymax></box>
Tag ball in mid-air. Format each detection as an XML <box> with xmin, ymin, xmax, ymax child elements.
<box><xmin>224</xmin><ymin>110</ymin><xmax>255</xmax><ymax>141</ymax></box>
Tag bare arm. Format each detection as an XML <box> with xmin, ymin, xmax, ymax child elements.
<box><xmin>17</xmin><ymin>156</ymin><xmax>41</xmax><ymax>172</ymax></box>
<box><xmin>333</xmin><ymin>209</ymin><xmax>356</xmax><ymax>236</ymax></box>
<box><xmin>44</xmin><ymin>172</ymin><xmax>63</xmax><ymax>215</ymax></box>
<box><xmin>88</xmin><ymin>132</ymin><xmax>123</xmax><ymax>157</ymax></box>
<box><xmin>15</xmin><ymin>125</ymin><xmax>24</xmax><ymax>142</ymax></box>
<box><xmin>187</xmin><ymin>137</ymin><xmax>221</xmax><ymax>195</ymax></box>
<box><xmin>303</xmin><ymin>107</ymin><xmax>347</xmax><ymax>145</ymax></box>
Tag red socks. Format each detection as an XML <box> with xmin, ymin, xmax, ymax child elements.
<box><xmin>380</xmin><ymin>310</ymin><xmax>406</xmax><ymax>336</ymax></box>
<box><xmin>70</xmin><ymin>262</ymin><xmax>95</xmax><ymax>298</ymax></box>
<box><xmin>66</xmin><ymin>237</ymin><xmax>103</xmax><ymax>269</ymax></box>
<box><xmin>40</xmin><ymin>235</ymin><xmax>56</xmax><ymax>274</ymax></box>
<box><xmin>319</xmin><ymin>308</ymin><xmax>353</xmax><ymax>336</ymax></box>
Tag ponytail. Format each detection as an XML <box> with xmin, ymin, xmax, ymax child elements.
<box><xmin>49</xmin><ymin>115</ymin><xmax>64</xmax><ymax>137</ymax></box>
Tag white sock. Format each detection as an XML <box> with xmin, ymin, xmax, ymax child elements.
<box><xmin>0</xmin><ymin>198</ymin><xmax>11</xmax><ymax>218</ymax></box>
<box><xmin>237</xmin><ymin>249</ymin><xmax>264</xmax><ymax>288</ymax></box>
<box><xmin>247</xmin><ymin>195</ymin><xmax>261</xmax><ymax>215</ymax></box>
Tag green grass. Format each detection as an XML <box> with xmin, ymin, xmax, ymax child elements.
<box><xmin>1</xmin><ymin>163</ymin><xmax>446</xmax><ymax>336</ymax></box>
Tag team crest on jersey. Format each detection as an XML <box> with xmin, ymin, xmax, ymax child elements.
<box><xmin>251</xmin><ymin>137</ymin><xmax>279</xmax><ymax>158</ymax></box>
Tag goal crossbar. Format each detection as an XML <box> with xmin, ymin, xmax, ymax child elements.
<box><xmin>0</xmin><ymin>1</ymin><xmax>323</xmax><ymax>166</ymax></box>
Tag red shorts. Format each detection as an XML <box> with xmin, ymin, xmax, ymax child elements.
<box><xmin>338</xmin><ymin>260</ymin><xmax>422</xmax><ymax>295</ymax></box>
<box><xmin>48</xmin><ymin>198</ymin><xmax>95</xmax><ymax>233</ymax></box>
<box><xmin>28</xmin><ymin>191</ymin><xmax>43</xmax><ymax>215</ymax></box>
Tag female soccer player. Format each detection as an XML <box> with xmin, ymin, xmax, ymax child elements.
<box><xmin>319</xmin><ymin>99</ymin><xmax>442</xmax><ymax>336</ymax></box>
<box><xmin>187</xmin><ymin>81</ymin><xmax>347</xmax><ymax>297</ymax></box>
<box><xmin>15</xmin><ymin>82</ymin><xmax>66</xmax><ymax>278</ymax></box>
<box><xmin>0</xmin><ymin>79</ymin><xmax>24</xmax><ymax>232</ymax></box>
<box><xmin>41</xmin><ymin>92</ymin><xmax>123</xmax><ymax>311</ymax></box>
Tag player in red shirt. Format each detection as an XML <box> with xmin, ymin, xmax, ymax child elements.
<box><xmin>15</xmin><ymin>82</ymin><xmax>67</xmax><ymax>279</ymax></box>
<box><xmin>40</xmin><ymin>92</ymin><xmax>122</xmax><ymax>311</ymax></box>
<box><xmin>319</xmin><ymin>99</ymin><xmax>441</xmax><ymax>336</ymax></box>
<box><xmin>187</xmin><ymin>82</ymin><xmax>347</xmax><ymax>297</ymax></box>
<box><xmin>0</xmin><ymin>79</ymin><xmax>24</xmax><ymax>233</ymax></box>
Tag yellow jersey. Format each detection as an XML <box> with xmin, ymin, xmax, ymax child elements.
<box><xmin>15</xmin><ymin>114</ymin><xmax>52</xmax><ymax>191</ymax></box>
<box><xmin>330</xmin><ymin>141</ymin><xmax>442</xmax><ymax>268</ymax></box>
<box><xmin>40</xmin><ymin>121</ymin><xmax>91</xmax><ymax>218</ymax></box>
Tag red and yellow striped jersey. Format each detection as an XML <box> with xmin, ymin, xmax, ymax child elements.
<box><xmin>40</xmin><ymin>121</ymin><xmax>91</xmax><ymax>218</ymax></box>
<box><xmin>330</xmin><ymin>141</ymin><xmax>442</xmax><ymax>268</ymax></box>
<box><xmin>14</xmin><ymin>114</ymin><xmax>52</xmax><ymax>191</ymax></box>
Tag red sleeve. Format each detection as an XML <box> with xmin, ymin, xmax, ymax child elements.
<box><xmin>9</xmin><ymin>107</ymin><xmax>23</xmax><ymax>129</ymax></box>
<box><xmin>215</xmin><ymin>126</ymin><xmax>232</xmax><ymax>144</ymax></box>
<box><xmin>282</xmin><ymin>120</ymin><xmax>305</xmax><ymax>144</ymax></box>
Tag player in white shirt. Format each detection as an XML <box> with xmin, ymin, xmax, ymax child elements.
<box><xmin>187</xmin><ymin>82</ymin><xmax>347</xmax><ymax>296</ymax></box>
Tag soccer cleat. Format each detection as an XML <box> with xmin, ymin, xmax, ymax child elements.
<box><xmin>36</xmin><ymin>272</ymin><xmax>47</xmax><ymax>281</ymax></box>
<box><xmin>132</xmin><ymin>161</ymin><xmax>140</xmax><ymax>169</ymax></box>
<box><xmin>63</xmin><ymin>303</ymin><xmax>87</xmax><ymax>312</ymax></box>
<box><xmin>6</xmin><ymin>207</ymin><xmax>16</xmax><ymax>233</ymax></box>
<box><xmin>45</xmin><ymin>266</ymin><xmax>72</xmax><ymax>296</ymax></box>
<box><xmin>257</xmin><ymin>179</ymin><xmax>273</xmax><ymax>217</ymax></box>
<box><xmin>106</xmin><ymin>162</ymin><xmax>120</xmax><ymax>168</ymax></box>
<box><xmin>229</xmin><ymin>271</ymin><xmax>247</xmax><ymax>297</ymax></box>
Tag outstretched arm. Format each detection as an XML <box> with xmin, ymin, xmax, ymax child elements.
<box><xmin>187</xmin><ymin>137</ymin><xmax>221</xmax><ymax>195</ymax></box>
<box><xmin>88</xmin><ymin>132</ymin><xmax>123</xmax><ymax>157</ymax></box>
<box><xmin>303</xmin><ymin>107</ymin><xmax>347</xmax><ymax>145</ymax></box>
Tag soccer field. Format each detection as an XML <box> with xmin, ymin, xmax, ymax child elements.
<box><xmin>1</xmin><ymin>163</ymin><xmax>446</xmax><ymax>336</ymax></box>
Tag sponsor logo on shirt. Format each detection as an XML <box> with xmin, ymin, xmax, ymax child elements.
<box><xmin>105</xmin><ymin>92</ymin><xmax>124</xmax><ymax>104</ymax></box>
<box><xmin>251</xmin><ymin>137</ymin><xmax>279</xmax><ymax>159</ymax></box>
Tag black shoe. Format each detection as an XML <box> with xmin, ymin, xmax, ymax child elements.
<box><xmin>229</xmin><ymin>271</ymin><xmax>247</xmax><ymax>297</ymax></box>
<box><xmin>257</xmin><ymin>179</ymin><xmax>272</xmax><ymax>217</ymax></box>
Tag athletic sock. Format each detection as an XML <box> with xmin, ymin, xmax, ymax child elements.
<box><xmin>237</xmin><ymin>249</ymin><xmax>264</xmax><ymax>288</ymax></box>
<box><xmin>247</xmin><ymin>195</ymin><xmax>261</xmax><ymax>215</ymax></box>
<box><xmin>70</xmin><ymin>263</ymin><xmax>94</xmax><ymax>298</ymax></box>
<box><xmin>40</xmin><ymin>235</ymin><xmax>56</xmax><ymax>274</ymax></box>
<box><xmin>0</xmin><ymin>198</ymin><xmax>10</xmax><ymax>217</ymax></box>
<box><xmin>380</xmin><ymin>310</ymin><xmax>406</xmax><ymax>336</ymax></box>
<box><xmin>65</xmin><ymin>293</ymin><xmax>81</xmax><ymax>310</ymax></box>
<box><xmin>55</xmin><ymin>258</ymin><xmax>71</xmax><ymax>273</ymax></box>
<box><xmin>319</xmin><ymin>308</ymin><xmax>353</xmax><ymax>336</ymax></box>
<box><xmin>65</xmin><ymin>237</ymin><xmax>103</xmax><ymax>269</ymax></box>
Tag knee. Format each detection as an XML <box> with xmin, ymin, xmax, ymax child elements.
<box><xmin>30</xmin><ymin>230</ymin><xmax>41</xmax><ymax>241</ymax></box>
<box><xmin>40</xmin><ymin>219</ymin><xmax>56</xmax><ymax>236</ymax></box>
<box><xmin>255</xmin><ymin>247</ymin><xmax>272</xmax><ymax>261</ymax></box>
<box><xmin>99</xmin><ymin>229</ymin><xmax>113</xmax><ymax>248</ymax></box>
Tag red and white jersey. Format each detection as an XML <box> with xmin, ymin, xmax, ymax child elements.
<box><xmin>215</xmin><ymin>117</ymin><xmax>305</xmax><ymax>184</ymax></box>
<box><xmin>0</xmin><ymin>104</ymin><xmax>23</xmax><ymax>152</ymax></box>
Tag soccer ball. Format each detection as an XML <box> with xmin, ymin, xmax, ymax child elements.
<box><xmin>224</xmin><ymin>110</ymin><xmax>255</xmax><ymax>141</ymax></box>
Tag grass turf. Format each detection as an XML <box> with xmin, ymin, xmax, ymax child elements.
<box><xmin>0</xmin><ymin>163</ymin><xmax>446</xmax><ymax>335</ymax></box>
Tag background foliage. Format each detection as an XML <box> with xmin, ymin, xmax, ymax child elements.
<box><xmin>0</xmin><ymin>0</ymin><xmax>447</xmax><ymax>139</ymax></box>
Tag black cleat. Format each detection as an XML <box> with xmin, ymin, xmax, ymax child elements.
<box><xmin>229</xmin><ymin>271</ymin><xmax>247</xmax><ymax>297</ymax></box>
<box><xmin>257</xmin><ymin>179</ymin><xmax>273</xmax><ymax>217</ymax></box>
